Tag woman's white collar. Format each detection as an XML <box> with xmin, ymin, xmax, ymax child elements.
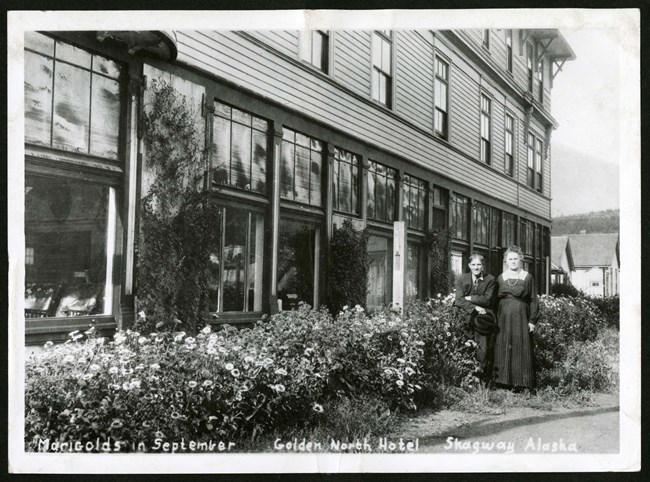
<box><xmin>502</xmin><ymin>269</ymin><xmax>528</xmax><ymax>280</ymax></box>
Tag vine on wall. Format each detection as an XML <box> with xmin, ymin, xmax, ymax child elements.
<box><xmin>135</xmin><ymin>80</ymin><xmax>221</xmax><ymax>334</ymax></box>
<box><xmin>328</xmin><ymin>219</ymin><xmax>370</xmax><ymax>314</ymax></box>
<box><xmin>425</xmin><ymin>227</ymin><xmax>453</xmax><ymax>297</ymax></box>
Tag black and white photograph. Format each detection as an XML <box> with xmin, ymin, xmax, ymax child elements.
<box><xmin>7</xmin><ymin>8</ymin><xmax>640</xmax><ymax>474</ymax></box>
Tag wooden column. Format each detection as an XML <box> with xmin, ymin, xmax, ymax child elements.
<box><xmin>268</xmin><ymin>121</ymin><xmax>283</xmax><ymax>314</ymax></box>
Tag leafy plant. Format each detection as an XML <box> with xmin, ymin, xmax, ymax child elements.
<box><xmin>424</xmin><ymin>228</ymin><xmax>453</xmax><ymax>298</ymax></box>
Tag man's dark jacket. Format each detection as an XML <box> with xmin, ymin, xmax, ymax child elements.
<box><xmin>453</xmin><ymin>272</ymin><xmax>496</xmax><ymax>317</ymax></box>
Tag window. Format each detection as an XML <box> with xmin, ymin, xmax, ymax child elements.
<box><xmin>480</xmin><ymin>95</ymin><xmax>492</xmax><ymax>165</ymax></box>
<box><xmin>506</xmin><ymin>29</ymin><xmax>513</xmax><ymax>72</ymax></box>
<box><xmin>535</xmin><ymin>137</ymin><xmax>544</xmax><ymax>192</ymax></box>
<box><xmin>482</xmin><ymin>29</ymin><xmax>490</xmax><ymax>49</ymax></box>
<box><xmin>502</xmin><ymin>212</ymin><xmax>516</xmax><ymax>247</ymax></box>
<box><xmin>367</xmin><ymin>160</ymin><xmax>397</xmax><ymax>222</ymax></box>
<box><xmin>504</xmin><ymin>114</ymin><xmax>515</xmax><ymax>176</ymax></box>
<box><xmin>25</xmin><ymin>175</ymin><xmax>116</xmax><ymax>318</ymax></box>
<box><xmin>434</xmin><ymin>57</ymin><xmax>449</xmax><ymax>138</ymax></box>
<box><xmin>521</xmin><ymin>220</ymin><xmax>534</xmax><ymax>255</ymax></box>
<box><xmin>526</xmin><ymin>42</ymin><xmax>534</xmax><ymax>92</ymax></box>
<box><xmin>299</xmin><ymin>30</ymin><xmax>329</xmax><ymax>74</ymax></box>
<box><xmin>209</xmin><ymin>208</ymin><xmax>264</xmax><ymax>313</ymax></box>
<box><xmin>280</xmin><ymin>128</ymin><xmax>323</xmax><ymax>206</ymax></box>
<box><xmin>24</xmin><ymin>32</ymin><xmax>122</xmax><ymax>158</ymax></box>
<box><xmin>367</xmin><ymin>235</ymin><xmax>391</xmax><ymax>309</ymax></box>
<box><xmin>535</xmin><ymin>224</ymin><xmax>542</xmax><ymax>258</ymax></box>
<box><xmin>537</xmin><ymin>52</ymin><xmax>544</xmax><ymax>103</ymax></box>
<box><xmin>405</xmin><ymin>241</ymin><xmax>421</xmax><ymax>302</ymax></box>
<box><xmin>372</xmin><ymin>31</ymin><xmax>392</xmax><ymax>107</ymax></box>
<box><xmin>332</xmin><ymin>147</ymin><xmax>360</xmax><ymax>215</ymax></box>
<box><xmin>527</xmin><ymin>132</ymin><xmax>535</xmax><ymax>188</ymax></box>
<box><xmin>591</xmin><ymin>281</ymin><xmax>600</xmax><ymax>287</ymax></box>
<box><xmin>277</xmin><ymin>220</ymin><xmax>319</xmax><ymax>311</ymax></box>
<box><xmin>490</xmin><ymin>207</ymin><xmax>501</xmax><ymax>247</ymax></box>
<box><xmin>212</xmin><ymin>101</ymin><xmax>269</xmax><ymax>194</ymax></box>
<box><xmin>403</xmin><ymin>174</ymin><xmax>427</xmax><ymax>230</ymax></box>
<box><xmin>472</xmin><ymin>201</ymin><xmax>490</xmax><ymax>245</ymax></box>
<box><xmin>450</xmin><ymin>193</ymin><xmax>469</xmax><ymax>240</ymax></box>
<box><xmin>432</xmin><ymin>187</ymin><xmax>447</xmax><ymax>229</ymax></box>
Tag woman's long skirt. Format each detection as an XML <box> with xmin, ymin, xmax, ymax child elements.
<box><xmin>493</xmin><ymin>298</ymin><xmax>535</xmax><ymax>388</ymax></box>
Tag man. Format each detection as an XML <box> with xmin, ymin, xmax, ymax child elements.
<box><xmin>453</xmin><ymin>254</ymin><xmax>496</xmax><ymax>379</ymax></box>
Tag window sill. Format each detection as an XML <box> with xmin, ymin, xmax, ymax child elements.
<box><xmin>25</xmin><ymin>315</ymin><xmax>117</xmax><ymax>345</ymax></box>
<box><xmin>209</xmin><ymin>312</ymin><xmax>266</xmax><ymax>326</ymax></box>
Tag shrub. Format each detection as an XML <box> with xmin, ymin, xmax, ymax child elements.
<box><xmin>534</xmin><ymin>295</ymin><xmax>607</xmax><ymax>387</ymax></box>
<box><xmin>550</xmin><ymin>283</ymin><xmax>583</xmax><ymax>298</ymax></box>
<box><xmin>588</xmin><ymin>295</ymin><xmax>620</xmax><ymax>330</ymax></box>
<box><xmin>553</xmin><ymin>338</ymin><xmax>614</xmax><ymax>392</ymax></box>
<box><xmin>328</xmin><ymin>220</ymin><xmax>370</xmax><ymax>314</ymax></box>
<box><xmin>424</xmin><ymin>228</ymin><xmax>453</xmax><ymax>298</ymax></box>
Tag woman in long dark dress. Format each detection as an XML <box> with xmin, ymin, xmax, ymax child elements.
<box><xmin>493</xmin><ymin>246</ymin><xmax>539</xmax><ymax>389</ymax></box>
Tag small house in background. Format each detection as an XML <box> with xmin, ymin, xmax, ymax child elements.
<box><xmin>550</xmin><ymin>235</ymin><xmax>574</xmax><ymax>285</ymax></box>
<box><xmin>568</xmin><ymin>232</ymin><xmax>620</xmax><ymax>297</ymax></box>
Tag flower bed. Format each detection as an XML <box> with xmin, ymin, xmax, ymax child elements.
<box><xmin>25</xmin><ymin>300</ymin><xmax>477</xmax><ymax>451</ymax></box>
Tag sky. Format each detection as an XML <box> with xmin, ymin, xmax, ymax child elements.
<box><xmin>549</xmin><ymin>28</ymin><xmax>622</xmax><ymax>216</ymax></box>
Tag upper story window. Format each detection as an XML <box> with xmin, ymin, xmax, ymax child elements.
<box><xmin>472</xmin><ymin>201</ymin><xmax>490</xmax><ymax>245</ymax></box>
<box><xmin>526</xmin><ymin>42</ymin><xmax>534</xmax><ymax>92</ymax></box>
<box><xmin>502</xmin><ymin>212</ymin><xmax>516</xmax><ymax>247</ymax></box>
<box><xmin>504</xmin><ymin>114</ymin><xmax>515</xmax><ymax>176</ymax></box>
<box><xmin>299</xmin><ymin>30</ymin><xmax>329</xmax><ymax>74</ymax></box>
<box><xmin>403</xmin><ymin>174</ymin><xmax>426</xmax><ymax>231</ymax></box>
<box><xmin>372</xmin><ymin>31</ymin><xmax>393</xmax><ymax>108</ymax></box>
<box><xmin>434</xmin><ymin>56</ymin><xmax>449</xmax><ymax>139</ymax></box>
<box><xmin>527</xmin><ymin>132</ymin><xmax>535</xmax><ymax>188</ymax></box>
<box><xmin>482</xmin><ymin>30</ymin><xmax>490</xmax><ymax>49</ymax></box>
<box><xmin>535</xmin><ymin>137</ymin><xmax>544</xmax><ymax>192</ymax></box>
<box><xmin>367</xmin><ymin>160</ymin><xmax>397</xmax><ymax>223</ymax></box>
<box><xmin>480</xmin><ymin>95</ymin><xmax>492</xmax><ymax>165</ymax></box>
<box><xmin>506</xmin><ymin>29</ymin><xmax>513</xmax><ymax>72</ymax></box>
<box><xmin>24</xmin><ymin>32</ymin><xmax>123</xmax><ymax>159</ymax></box>
<box><xmin>450</xmin><ymin>193</ymin><xmax>469</xmax><ymax>241</ymax></box>
<box><xmin>212</xmin><ymin>101</ymin><xmax>270</xmax><ymax>194</ymax></box>
<box><xmin>332</xmin><ymin>147</ymin><xmax>360</xmax><ymax>215</ymax></box>
<box><xmin>280</xmin><ymin>128</ymin><xmax>323</xmax><ymax>206</ymax></box>
<box><xmin>537</xmin><ymin>53</ymin><xmax>544</xmax><ymax>104</ymax></box>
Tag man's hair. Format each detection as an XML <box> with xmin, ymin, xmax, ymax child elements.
<box><xmin>468</xmin><ymin>253</ymin><xmax>485</xmax><ymax>264</ymax></box>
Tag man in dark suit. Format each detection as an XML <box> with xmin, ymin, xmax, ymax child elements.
<box><xmin>453</xmin><ymin>253</ymin><xmax>496</xmax><ymax>379</ymax></box>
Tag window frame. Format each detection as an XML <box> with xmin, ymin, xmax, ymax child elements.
<box><xmin>535</xmin><ymin>136</ymin><xmax>544</xmax><ymax>192</ymax></box>
<box><xmin>526</xmin><ymin>41</ymin><xmax>534</xmax><ymax>92</ymax></box>
<box><xmin>480</xmin><ymin>94</ymin><xmax>492</xmax><ymax>165</ymax></box>
<box><xmin>537</xmin><ymin>49</ymin><xmax>544</xmax><ymax>104</ymax></box>
<box><xmin>371</xmin><ymin>30</ymin><xmax>393</xmax><ymax>108</ymax></box>
<box><xmin>504</xmin><ymin>113</ymin><xmax>515</xmax><ymax>176</ymax></box>
<box><xmin>366</xmin><ymin>159</ymin><xmax>397</xmax><ymax>223</ymax></box>
<box><xmin>434</xmin><ymin>55</ymin><xmax>450</xmax><ymax>139</ymax></box>
<box><xmin>280</xmin><ymin>127</ymin><xmax>324</xmax><ymax>207</ymax></box>
<box><xmin>482</xmin><ymin>29</ymin><xmax>490</xmax><ymax>50</ymax></box>
<box><xmin>527</xmin><ymin>132</ymin><xmax>535</xmax><ymax>188</ymax></box>
<box><xmin>299</xmin><ymin>30</ymin><xmax>330</xmax><ymax>74</ymax></box>
<box><xmin>402</xmin><ymin>173</ymin><xmax>428</xmax><ymax>231</ymax></box>
<box><xmin>506</xmin><ymin>29</ymin><xmax>513</xmax><ymax>73</ymax></box>
<box><xmin>332</xmin><ymin>146</ymin><xmax>361</xmax><ymax>216</ymax></box>
<box><xmin>450</xmin><ymin>193</ymin><xmax>470</xmax><ymax>241</ymax></box>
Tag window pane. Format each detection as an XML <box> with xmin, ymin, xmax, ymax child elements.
<box><xmin>251</xmin><ymin>130</ymin><xmax>267</xmax><ymax>193</ymax></box>
<box><xmin>53</xmin><ymin>61</ymin><xmax>90</xmax><ymax>153</ymax></box>
<box><xmin>310</xmin><ymin>152</ymin><xmax>322</xmax><ymax>206</ymax></box>
<box><xmin>222</xmin><ymin>209</ymin><xmax>247</xmax><ymax>312</ymax></box>
<box><xmin>280</xmin><ymin>141</ymin><xmax>295</xmax><ymax>200</ymax></box>
<box><xmin>231</xmin><ymin>122</ymin><xmax>252</xmax><ymax>189</ymax></box>
<box><xmin>372</xmin><ymin>69</ymin><xmax>380</xmax><ymax>101</ymax></box>
<box><xmin>295</xmin><ymin>145</ymin><xmax>310</xmax><ymax>203</ymax></box>
<box><xmin>278</xmin><ymin>220</ymin><xmax>316</xmax><ymax>310</ymax></box>
<box><xmin>382</xmin><ymin>38</ymin><xmax>391</xmax><ymax>72</ymax></box>
<box><xmin>351</xmin><ymin>161</ymin><xmax>359</xmax><ymax>214</ymax></box>
<box><xmin>214</xmin><ymin>101</ymin><xmax>231</xmax><ymax>119</ymax></box>
<box><xmin>25</xmin><ymin>31</ymin><xmax>55</xmax><ymax>56</ymax></box>
<box><xmin>367</xmin><ymin>169</ymin><xmax>376</xmax><ymax>219</ymax></box>
<box><xmin>24</xmin><ymin>51</ymin><xmax>53</xmax><ymax>145</ymax></box>
<box><xmin>212</xmin><ymin>115</ymin><xmax>231</xmax><ymax>185</ymax></box>
<box><xmin>25</xmin><ymin>175</ymin><xmax>110</xmax><ymax>318</ymax></box>
<box><xmin>312</xmin><ymin>32</ymin><xmax>323</xmax><ymax>70</ymax></box>
<box><xmin>406</xmin><ymin>242</ymin><xmax>420</xmax><ymax>302</ymax></box>
<box><xmin>367</xmin><ymin>236</ymin><xmax>389</xmax><ymax>308</ymax></box>
<box><xmin>90</xmin><ymin>74</ymin><xmax>120</xmax><ymax>159</ymax></box>
<box><xmin>92</xmin><ymin>55</ymin><xmax>122</xmax><ymax>79</ymax></box>
<box><xmin>56</xmin><ymin>41</ymin><xmax>92</xmax><ymax>69</ymax></box>
<box><xmin>338</xmin><ymin>160</ymin><xmax>351</xmax><ymax>212</ymax></box>
<box><xmin>386</xmin><ymin>177</ymin><xmax>396</xmax><ymax>222</ymax></box>
<box><xmin>372</xmin><ymin>34</ymin><xmax>382</xmax><ymax>67</ymax></box>
<box><xmin>247</xmin><ymin>214</ymin><xmax>264</xmax><ymax>311</ymax></box>
<box><xmin>232</xmin><ymin>108</ymin><xmax>251</xmax><ymax>127</ymax></box>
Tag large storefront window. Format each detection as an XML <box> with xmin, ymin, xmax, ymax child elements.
<box><xmin>367</xmin><ymin>235</ymin><xmax>391</xmax><ymax>308</ymax></box>
<box><xmin>367</xmin><ymin>160</ymin><xmax>396</xmax><ymax>223</ymax></box>
<box><xmin>403</xmin><ymin>174</ymin><xmax>426</xmax><ymax>230</ymax></box>
<box><xmin>25</xmin><ymin>175</ymin><xmax>115</xmax><ymax>318</ymax></box>
<box><xmin>332</xmin><ymin>147</ymin><xmax>360</xmax><ymax>215</ymax></box>
<box><xmin>277</xmin><ymin>220</ymin><xmax>319</xmax><ymax>311</ymax></box>
<box><xmin>502</xmin><ymin>212</ymin><xmax>516</xmax><ymax>247</ymax></box>
<box><xmin>450</xmin><ymin>193</ymin><xmax>469</xmax><ymax>240</ymax></box>
<box><xmin>212</xmin><ymin>101</ymin><xmax>269</xmax><ymax>194</ymax></box>
<box><xmin>472</xmin><ymin>201</ymin><xmax>490</xmax><ymax>245</ymax></box>
<box><xmin>280</xmin><ymin>128</ymin><xmax>323</xmax><ymax>206</ymax></box>
<box><xmin>24</xmin><ymin>32</ymin><xmax>122</xmax><ymax>158</ymax></box>
<box><xmin>405</xmin><ymin>241</ymin><xmax>420</xmax><ymax>302</ymax></box>
<box><xmin>208</xmin><ymin>208</ymin><xmax>264</xmax><ymax>312</ymax></box>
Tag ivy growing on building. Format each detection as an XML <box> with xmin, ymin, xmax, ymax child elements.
<box><xmin>328</xmin><ymin>219</ymin><xmax>370</xmax><ymax>314</ymax></box>
<box><xmin>135</xmin><ymin>80</ymin><xmax>221</xmax><ymax>334</ymax></box>
<box><xmin>425</xmin><ymin>227</ymin><xmax>453</xmax><ymax>297</ymax></box>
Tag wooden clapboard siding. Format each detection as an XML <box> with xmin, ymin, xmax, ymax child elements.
<box><xmin>516</xmin><ymin>117</ymin><xmax>528</xmax><ymax>186</ymax></box>
<box><xmin>394</xmin><ymin>30</ymin><xmax>434</xmax><ymax>131</ymax></box>
<box><xmin>465</xmin><ymin>29</ymin><xmax>484</xmax><ymax>45</ymax></box>
<box><xmin>244</xmin><ymin>30</ymin><xmax>299</xmax><ymax>58</ymax></box>
<box><xmin>332</xmin><ymin>30</ymin><xmax>371</xmax><ymax>97</ymax></box>
<box><xmin>174</xmin><ymin>30</ymin><xmax>549</xmax><ymax>218</ymax></box>
<box><xmin>489</xmin><ymin>30</ymin><xmax>509</xmax><ymax>72</ymax></box>
<box><xmin>491</xmin><ymin>95</ymin><xmax>506</xmax><ymax>173</ymax></box>
<box><xmin>450</xmin><ymin>64</ymin><xmax>480</xmax><ymax>158</ymax></box>
<box><xmin>520</xmin><ymin>187</ymin><xmax>550</xmax><ymax>219</ymax></box>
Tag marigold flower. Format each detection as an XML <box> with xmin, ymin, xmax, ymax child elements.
<box><xmin>155</xmin><ymin>431</ymin><xmax>165</xmax><ymax>438</ymax></box>
<box><xmin>203</xmin><ymin>380</ymin><xmax>213</xmax><ymax>387</ymax></box>
<box><xmin>202</xmin><ymin>325</ymin><xmax>212</xmax><ymax>334</ymax></box>
<box><xmin>274</xmin><ymin>368</ymin><xmax>288</xmax><ymax>376</ymax></box>
<box><xmin>138</xmin><ymin>337</ymin><xmax>148</xmax><ymax>345</ymax></box>
<box><xmin>312</xmin><ymin>403</ymin><xmax>324</xmax><ymax>413</ymax></box>
<box><xmin>150</xmin><ymin>363</ymin><xmax>160</xmax><ymax>370</ymax></box>
<box><xmin>43</xmin><ymin>341</ymin><xmax>53</xmax><ymax>349</ymax></box>
<box><xmin>188</xmin><ymin>381</ymin><xmax>198</xmax><ymax>388</ymax></box>
<box><xmin>90</xmin><ymin>364</ymin><xmax>100</xmax><ymax>371</ymax></box>
<box><xmin>170</xmin><ymin>412</ymin><xmax>181</xmax><ymax>420</ymax></box>
<box><xmin>225</xmin><ymin>363</ymin><xmax>234</xmax><ymax>371</ymax></box>
<box><xmin>396</xmin><ymin>380</ymin><xmax>404</xmax><ymax>387</ymax></box>
<box><xmin>273</xmin><ymin>384</ymin><xmax>286</xmax><ymax>393</ymax></box>
<box><xmin>110</xmin><ymin>419</ymin><xmax>123</xmax><ymax>429</ymax></box>
<box><xmin>231</xmin><ymin>369</ymin><xmax>241</xmax><ymax>377</ymax></box>
<box><xmin>185</xmin><ymin>337</ymin><xmax>196</xmax><ymax>345</ymax></box>
<box><xmin>63</xmin><ymin>355</ymin><xmax>75</xmax><ymax>364</ymax></box>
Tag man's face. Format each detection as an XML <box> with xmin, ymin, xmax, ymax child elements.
<box><xmin>468</xmin><ymin>259</ymin><xmax>483</xmax><ymax>277</ymax></box>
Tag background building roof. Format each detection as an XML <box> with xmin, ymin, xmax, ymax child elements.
<box><xmin>550</xmin><ymin>235</ymin><xmax>572</xmax><ymax>271</ymax></box>
<box><xmin>567</xmin><ymin>233</ymin><xmax>619</xmax><ymax>267</ymax></box>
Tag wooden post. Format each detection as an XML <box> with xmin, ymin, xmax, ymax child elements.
<box><xmin>392</xmin><ymin>221</ymin><xmax>406</xmax><ymax>313</ymax></box>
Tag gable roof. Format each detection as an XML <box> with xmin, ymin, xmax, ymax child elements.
<box><xmin>550</xmin><ymin>235</ymin><xmax>573</xmax><ymax>271</ymax></box>
<box><xmin>567</xmin><ymin>233</ymin><xmax>619</xmax><ymax>267</ymax></box>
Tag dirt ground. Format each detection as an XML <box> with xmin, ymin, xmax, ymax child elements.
<box><xmin>393</xmin><ymin>392</ymin><xmax>619</xmax><ymax>454</ymax></box>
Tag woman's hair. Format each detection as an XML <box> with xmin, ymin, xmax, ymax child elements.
<box><xmin>503</xmin><ymin>245</ymin><xmax>524</xmax><ymax>260</ymax></box>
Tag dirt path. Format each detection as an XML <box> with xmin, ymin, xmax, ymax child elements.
<box><xmin>394</xmin><ymin>392</ymin><xmax>619</xmax><ymax>454</ymax></box>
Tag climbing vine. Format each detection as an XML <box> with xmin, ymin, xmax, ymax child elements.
<box><xmin>424</xmin><ymin>227</ymin><xmax>453</xmax><ymax>298</ymax></box>
<box><xmin>135</xmin><ymin>80</ymin><xmax>221</xmax><ymax>334</ymax></box>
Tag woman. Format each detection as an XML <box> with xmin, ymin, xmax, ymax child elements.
<box><xmin>493</xmin><ymin>246</ymin><xmax>539</xmax><ymax>390</ymax></box>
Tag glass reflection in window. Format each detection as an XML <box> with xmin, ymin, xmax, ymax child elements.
<box><xmin>277</xmin><ymin>220</ymin><xmax>319</xmax><ymax>311</ymax></box>
<box><xmin>367</xmin><ymin>236</ymin><xmax>390</xmax><ymax>309</ymax></box>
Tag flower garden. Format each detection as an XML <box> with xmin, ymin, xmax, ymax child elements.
<box><xmin>25</xmin><ymin>293</ymin><xmax>617</xmax><ymax>452</ymax></box>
